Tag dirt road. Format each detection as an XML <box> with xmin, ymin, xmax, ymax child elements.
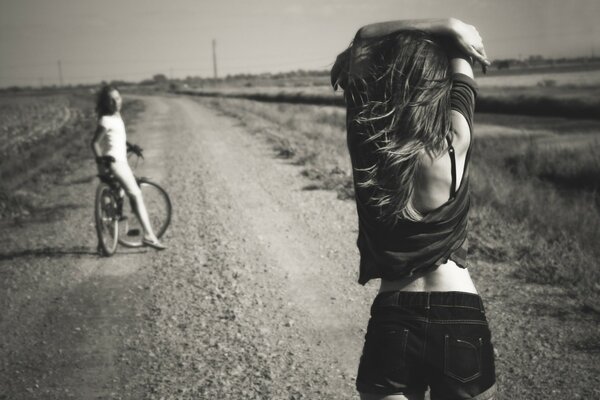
<box><xmin>1</xmin><ymin>95</ymin><xmax>598</xmax><ymax>399</ymax></box>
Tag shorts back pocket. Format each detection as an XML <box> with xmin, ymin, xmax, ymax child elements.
<box><xmin>362</xmin><ymin>327</ymin><xmax>410</xmax><ymax>387</ymax></box>
<box><xmin>444</xmin><ymin>335</ymin><xmax>482</xmax><ymax>383</ymax></box>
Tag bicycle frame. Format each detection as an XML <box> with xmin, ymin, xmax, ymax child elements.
<box><xmin>94</xmin><ymin>146</ymin><xmax>171</xmax><ymax>255</ymax></box>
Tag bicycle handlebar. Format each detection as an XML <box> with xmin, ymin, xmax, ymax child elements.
<box><xmin>126</xmin><ymin>142</ymin><xmax>144</xmax><ymax>159</ymax></box>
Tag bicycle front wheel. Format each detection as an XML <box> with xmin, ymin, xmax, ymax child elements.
<box><xmin>95</xmin><ymin>183</ymin><xmax>119</xmax><ymax>256</ymax></box>
<box><xmin>118</xmin><ymin>179</ymin><xmax>172</xmax><ymax>248</ymax></box>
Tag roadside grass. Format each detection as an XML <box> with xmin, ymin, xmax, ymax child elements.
<box><xmin>0</xmin><ymin>92</ymin><xmax>145</xmax><ymax>219</ymax></box>
<box><xmin>178</xmin><ymin>71</ymin><xmax>600</xmax><ymax>120</ymax></box>
<box><xmin>470</xmin><ymin>138</ymin><xmax>600</xmax><ymax>297</ymax></box>
<box><xmin>505</xmin><ymin>137</ymin><xmax>600</xmax><ymax>192</ymax></box>
<box><xmin>204</xmin><ymin>98</ymin><xmax>354</xmax><ymax>199</ymax></box>
<box><xmin>181</xmin><ymin>87</ymin><xmax>600</xmax><ymax>120</ymax></box>
<box><xmin>200</xmin><ymin>96</ymin><xmax>600</xmax><ymax>306</ymax></box>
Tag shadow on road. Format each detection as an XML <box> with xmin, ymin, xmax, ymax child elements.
<box><xmin>58</xmin><ymin>175</ymin><xmax>96</xmax><ymax>186</ymax></box>
<box><xmin>0</xmin><ymin>246</ymin><xmax>98</xmax><ymax>261</ymax></box>
<box><xmin>0</xmin><ymin>246</ymin><xmax>151</xmax><ymax>261</ymax></box>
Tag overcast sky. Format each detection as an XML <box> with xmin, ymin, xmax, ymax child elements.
<box><xmin>1</xmin><ymin>0</ymin><xmax>599</xmax><ymax>87</ymax></box>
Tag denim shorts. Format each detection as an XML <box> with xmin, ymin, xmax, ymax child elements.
<box><xmin>356</xmin><ymin>291</ymin><xmax>496</xmax><ymax>399</ymax></box>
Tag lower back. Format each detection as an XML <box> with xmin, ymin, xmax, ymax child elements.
<box><xmin>379</xmin><ymin>259</ymin><xmax>478</xmax><ymax>294</ymax></box>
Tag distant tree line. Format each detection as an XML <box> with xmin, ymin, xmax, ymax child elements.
<box><xmin>3</xmin><ymin>55</ymin><xmax>600</xmax><ymax>93</ymax></box>
<box><xmin>491</xmin><ymin>55</ymin><xmax>600</xmax><ymax>70</ymax></box>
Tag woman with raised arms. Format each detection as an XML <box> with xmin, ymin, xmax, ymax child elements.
<box><xmin>332</xmin><ymin>18</ymin><xmax>496</xmax><ymax>400</ymax></box>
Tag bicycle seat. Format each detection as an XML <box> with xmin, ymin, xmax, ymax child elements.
<box><xmin>97</xmin><ymin>173</ymin><xmax>119</xmax><ymax>188</ymax></box>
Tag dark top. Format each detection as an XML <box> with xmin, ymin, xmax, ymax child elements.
<box><xmin>340</xmin><ymin>72</ymin><xmax>478</xmax><ymax>285</ymax></box>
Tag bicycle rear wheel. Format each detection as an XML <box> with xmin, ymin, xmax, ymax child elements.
<box><xmin>95</xmin><ymin>183</ymin><xmax>119</xmax><ymax>256</ymax></box>
<box><xmin>118</xmin><ymin>179</ymin><xmax>172</xmax><ymax>248</ymax></box>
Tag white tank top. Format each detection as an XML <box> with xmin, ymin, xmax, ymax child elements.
<box><xmin>98</xmin><ymin>114</ymin><xmax>127</xmax><ymax>162</ymax></box>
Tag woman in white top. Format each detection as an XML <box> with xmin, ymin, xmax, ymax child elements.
<box><xmin>91</xmin><ymin>85</ymin><xmax>166</xmax><ymax>251</ymax></box>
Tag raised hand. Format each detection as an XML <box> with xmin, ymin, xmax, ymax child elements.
<box><xmin>127</xmin><ymin>142</ymin><xmax>144</xmax><ymax>158</ymax></box>
<box><xmin>449</xmin><ymin>18</ymin><xmax>490</xmax><ymax>71</ymax></box>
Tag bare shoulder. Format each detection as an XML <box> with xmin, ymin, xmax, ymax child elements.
<box><xmin>98</xmin><ymin>115</ymin><xmax>111</xmax><ymax>128</ymax></box>
<box><xmin>450</xmin><ymin>110</ymin><xmax>471</xmax><ymax>156</ymax></box>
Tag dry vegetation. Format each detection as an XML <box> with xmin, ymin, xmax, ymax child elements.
<box><xmin>198</xmin><ymin>96</ymin><xmax>600</xmax><ymax>307</ymax></box>
<box><xmin>476</xmin><ymin>67</ymin><xmax>600</xmax><ymax>88</ymax></box>
<box><xmin>203</xmin><ymin>98</ymin><xmax>353</xmax><ymax>198</ymax></box>
<box><xmin>179</xmin><ymin>67</ymin><xmax>600</xmax><ymax>120</ymax></box>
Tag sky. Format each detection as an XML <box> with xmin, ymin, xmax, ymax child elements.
<box><xmin>1</xmin><ymin>0</ymin><xmax>599</xmax><ymax>87</ymax></box>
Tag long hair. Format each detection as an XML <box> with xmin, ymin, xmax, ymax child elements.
<box><xmin>350</xmin><ymin>30</ymin><xmax>452</xmax><ymax>223</ymax></box>
<box><xmin>95</xmin><ymin>84</ymin><xmax>119</xmax><ymax>117</ymax></box>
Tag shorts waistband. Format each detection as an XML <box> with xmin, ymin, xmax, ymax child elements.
<box><xmin>372</xmin><ymin>291</ymin><xmax>485</xmax><ymax>311</ymax></box>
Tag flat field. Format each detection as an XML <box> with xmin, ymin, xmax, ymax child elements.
<box><xmin>477</xmin><ymin>64</ymin><xmax>600</xmax><ymax>88</ymax></box>
<box><xmin>181</xmin><ymin>66</ymin><xmax>600</xmax><ymax>119</ymax></box>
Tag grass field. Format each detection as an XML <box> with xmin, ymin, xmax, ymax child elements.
<box><xmin>477</xmin><ymin>67</ymin><xmax>600</xmax><ymax>88</ymax></box>
<box><xmin>197</xmin><ymin>95</ymin><xmax>600</xmax><ymax>307</ymax></box>
<box><xmin>179</xmin><ymin>66</ymin><xmax>600</xmax><ymax>120</ymax></box>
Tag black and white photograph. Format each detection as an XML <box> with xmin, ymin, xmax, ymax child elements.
<box><xmin>1</xmin><ymin>0</ymin><xmax>599</xmax><ymax>398</ymax></box>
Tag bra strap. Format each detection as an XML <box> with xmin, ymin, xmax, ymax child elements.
<box><xmin>447</xmin><ymin>137</ymin><xmax>457</xmax><ymax>198</ymax></box>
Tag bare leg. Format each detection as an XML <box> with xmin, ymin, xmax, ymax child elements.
<box><xmin>110</xmin><ymin>160</ymin><xmax>159</xmax><ymax>242</ymax></box>
<box><xmin>128</xmin><ymin>192</ymin><xmax>157</xmax><ymax>241</ymax></box>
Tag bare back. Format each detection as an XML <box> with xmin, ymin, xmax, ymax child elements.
<box><xmin>381</xmin><ymin>57</ymin><xmax>477</xmax><ymax>294</ymax></box>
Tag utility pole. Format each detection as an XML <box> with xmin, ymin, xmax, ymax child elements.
<box><xmin>57</xmin><ymin>60</ymin><xmax>64</xmax><ymax>86</ymax></box>
<box><xmin>212</xmin><ymin>39</ymin><xmax>218</xmax><ymax>79</ymax></box>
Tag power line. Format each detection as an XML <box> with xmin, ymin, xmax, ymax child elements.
<box><xmin>57</xmin><ymin>60</ymin><xmax>63</xmax><ymax>86</ymax></box>
<box><xmin>212</xmin><ymin>39</ymin><xmax>218</xmax><ymax>79</ymax></box>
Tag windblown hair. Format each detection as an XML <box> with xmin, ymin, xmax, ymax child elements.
<box><xmin>350</xmin><ymin>30</ymin><xmax>453</xmax><ymax>223</ymax></box>
<box><xmin>95</xmin><ymin>84</ymin><xmax>119</xmax><ymax>117</ymax></box>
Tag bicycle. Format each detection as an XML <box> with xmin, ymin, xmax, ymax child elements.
<box><xmin>94</xmin><ymin>144</ymin><xmax>171</xmax><ymax>256</ymax></box>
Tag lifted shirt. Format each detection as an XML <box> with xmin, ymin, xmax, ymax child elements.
<box><xmin>338</xmin><ymin>71</ymin><xmax>478</xmax><ymax>285</ymax></box>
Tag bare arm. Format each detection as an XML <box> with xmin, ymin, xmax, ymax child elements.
<box><xmin>348</xmin><ymin>19</ymin><xmax>454</xmax><ymax>79</ymax></box>
<box><xmin>354</xmin><ymin>18</ymin><xmax>453</xmax><ymax>41</ymax></box>
<box><xmin>450</xmin><ymin>57</ymin><xmax>474</xmax><ymax>78</ymax></box>
<box><xmin>91</xmin><ymin>124</ymin><xmax>107</xmax><ymax>159</ymax></box>
<box><xmin>355</xmin><ymin>18</ymin><xmax>488</xmax><ymax>65</ymax></box>
<box><xmin>447</xmin><ymin>19</ymin><xmax>488</xmax><ymax>73</ymax></box>
<box><xmin>448</xmin><ymin>42</ymin><xmax>475</xmax><ymax>78</ymax></box>
<box><xmin>347</xmin><ymin>18</ymin><xmax>488</xmax><ymax>79</ymax></box>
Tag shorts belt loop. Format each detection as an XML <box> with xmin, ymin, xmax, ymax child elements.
<box><xmin>425</xmin><ymin>292</ymin><xmax>430</xmax><ymax>310</ymax></box>
<box><xmin>478</xmin><ymin>296</ymin><xmax>484</xmax><ymax>312</ymax></box>
<box><xmin>393</xmin><ymin>291</ymin><xmax>400</xmax><ymax>306</ymax></box>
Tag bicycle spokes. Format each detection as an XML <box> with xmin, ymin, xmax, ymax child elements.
<box><xmin>95</xmin><ymin>185</ymin><xmax>119</xmax><ymax>256</ymax></box>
